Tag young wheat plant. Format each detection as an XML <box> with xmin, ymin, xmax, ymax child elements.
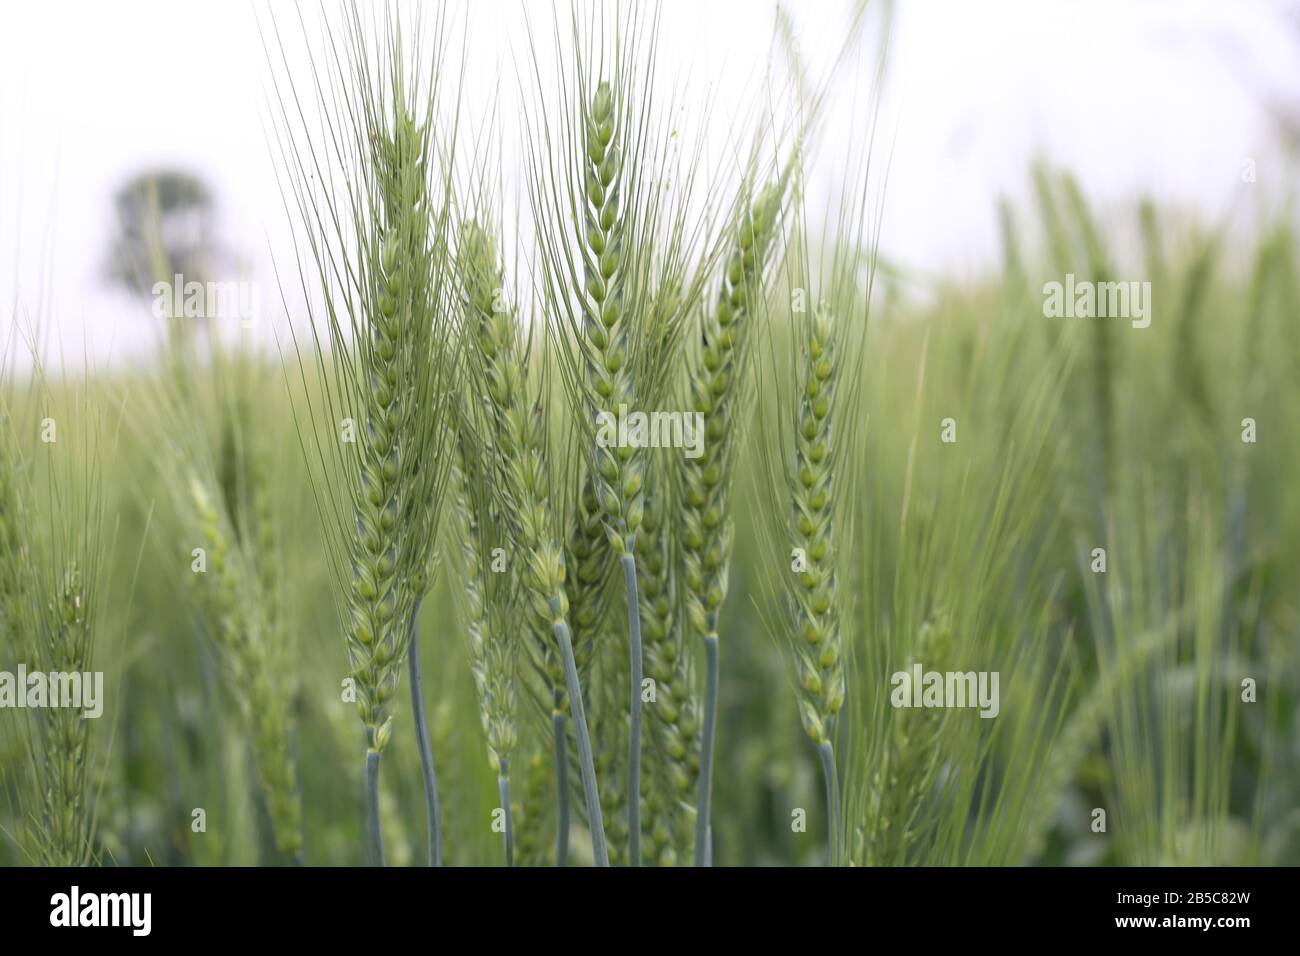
<box><xmin>682</xmin><ymin>180</ymin><xmax>785</xmax><ymax>864</ymax></box>
<box><xmin>272</xmin><ymin>5</ymin><xmax>460</xmax><ymax>865</ymax></box>
<box><xmin>526</xmin><ymin>6</ymin><xmax>721</xmax><ymax>865</ymax></box>
<box><xmin>1</xmin><ymin>382</ymin><xmax>108</xmax><ymax>866</ymax></box>
<box><xmin>755</xmin><ymin>183</ymin><xmax>871</xmax><ymax>864</ymax></box>
<box><xmin>455</xmin><ymin>216</ymin><xmax>609</xmax><ymax>864</ymax></box>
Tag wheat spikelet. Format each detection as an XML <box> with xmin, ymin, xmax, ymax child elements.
<box><xmin>567</xmin><ymin>473</ymin><xmax>615</xmax><ymax>680</ymax></box>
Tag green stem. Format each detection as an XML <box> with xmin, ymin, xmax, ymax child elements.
<box><xmin>553</xmin><ymin>616</ymin><xmax>609</xmax><ymax>866</ymax></box>
<box><xmin>695</xmin><ymin>632</ymin><xmax>719</xmax><ymax>866</ymax></box>
<box><xmin>407</xmin><ymin>604</ymin><xmax>443</xmax><ymax>866</ymax></box>
<box><xmin>818</xmin><ymin>740</ymin><xmax>839</xmax><ymax>866</ymax></box>
<box><xmin>498</xmin><ymin>757</ymin><xmax>514</xmax><ymax>867</ymax></box>
<box><xmin>552</xmin><ymin>706</ymin><xmax>570</xmax><ymax>866</ymax></box>
<box><xmin>364</xmin><ymin>745</ymin><xmax>385</xmax><ymax>866</ymax></box>
<box><xmin>622</xmin><ymin>552</ymin><xmax>643</xmax><ymax>867</ymax></box>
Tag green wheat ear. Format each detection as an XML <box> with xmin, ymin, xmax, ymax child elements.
<box><xmin>862</xmin><ymin>611</ymin><xmax>952</xmax><ymax>866</ymax></box>
<box><xmin>683</xmin><ymin>182</ymin><xmax>783</xmax><ymax>640</ymax></box>
<box><xmin>788</xmin><ymin>305</ymin><xmax>845</xmax><ymax>746</ymax></box>
<box><xmin>638</xmin><ymin>488</ymin><xmax>701</xmax><ymax>863</ymax></box>
<box><xmin>452</xmin><ymin>437</ymin><xmax>519</xmax><ymax>771</ymax></box>
<box><xmin>188</xmin><ymin>471</ymin><xmax>303</xmax><ymax>860</ymax></box>
<box><xmin>275</xmin><ymin>7</ymin><xmax>461</xmax><ymax>866</ymax></box>
<box><xmin>450</xmin><ymin>421</ymin><xmax>520</xmax><ymax>866</ymax></box>
<box><xmin>573</xmin><ymin>77</ymin><xmax>654</xmax><ymax>866</ymax></box>
<box><xmin>456</xmin><ymin>217</ymin><xmax>609</xmax><ymax>866</ymax></box>
<box><xmin>456</xmin><ymin>220</ymin><xmax>570</xmax><ymax>633</ymax></box>
<box><xmin>445</xmin><ymin>231</ymin><xmax>526</xmax><ymax>781</ymax></box>
<box><xmin>40</xmin><ymin>565</ymin><xmax>94</xmax><ymax>865</ymax></box>
<box><xmin>578</xmin><ymin>80</ymin><xmax>643</xmax><ymax>556</ymax></box>
<box><xmin>683</xmin><ymin>181</ymin><xmax>785</xmax><ymax>865</ymax></box>
<box><xmin>345</xmin><ymin>116</ymin><xmax>432</xmax><ymax>741</ymax></box>
<box><xmin>525</xmin><ymin>7</ymin><xmax>727</xmax><ymax>865</ymax></box>
<box><xmin>1</xmin><ymin>384</ymin><xmax>108</xmax><ymax>867</ymax></box>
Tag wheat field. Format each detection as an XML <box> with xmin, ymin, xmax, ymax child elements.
<box><xmin>1</xmin><ymin>1</ymin><xmax>1297</xmax><ymax>868</ymax></box>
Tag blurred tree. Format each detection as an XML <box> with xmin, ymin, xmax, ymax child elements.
<box><xmin>103</xmin><ymin>168</ymin><xmax>231</xmax><ymax>345</ymax></box>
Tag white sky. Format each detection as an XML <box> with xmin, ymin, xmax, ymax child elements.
<box><xmin>1</xmin><ymin>0</ymin><xmax>1297</xmax><ymax>368</ymax></box>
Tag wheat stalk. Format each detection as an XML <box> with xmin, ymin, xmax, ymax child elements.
<box><xmin>750</xmin><ymin>126</ymin><xmax>877</xmax><ymax>865</ymax></box>
<box><xmin>273</xmin><ymin>7</ymin><xmax>459</xmax><ymax>866</ymax></box>
<box><xmin>457</xmin><ymin>218</ymin><xmax>608</xmax><ymax>865</ymax></box>
<box><xmin>683</xmin><ymin>182</ymin><xmax>784</xmax><ymax>864</ymax></box>
<box><xmin>312</xmin><ymin>671</ymin><xmax>413</xmax><ymax>866</ymax></box>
